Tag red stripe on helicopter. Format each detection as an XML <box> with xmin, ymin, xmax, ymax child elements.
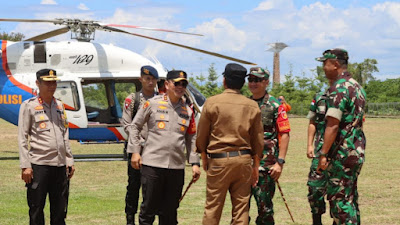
<box><xmin>1</xmin><ymin>41</ymin><xmax>36</xmax><ymax>95</ymax></box>
<box><xmin>107</xmin><ymin>127</ymin><xmax>124</xmax><ymax>141</ymax></box>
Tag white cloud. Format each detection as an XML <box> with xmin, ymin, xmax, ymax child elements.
<box><xmin>77</xmin><ymin>3</ymin><xmax>89</xmax><ymax>11</ymax></box>
<box><xmin>254</xmin><ymin>0</ymin><xmax>295</xmax><ymax>11</ymax></box>
<box><xmin>41</xmin><ymin>0</ymin><xmax>57</xmax><ymax>5</ymax></box>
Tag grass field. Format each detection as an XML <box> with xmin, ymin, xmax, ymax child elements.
<box><xmin>1</xmin><ymin>117</ymin><xmax>400</xmax><ymax>225</ymax></box>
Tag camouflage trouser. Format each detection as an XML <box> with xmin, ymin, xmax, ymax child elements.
<box><xmin>326</xmin><ymin>156</ymin><xmax>363</xmax><ymax>225</ymax></box>
<box><xmin>251</xmin><ymin>170</ymin><xmax>275</xmax><ymax>225</ymax></box>
<box><xmin>307</xmin><ymin>157</ymin><xmax>328</xmax><ymax>215</ymax></box>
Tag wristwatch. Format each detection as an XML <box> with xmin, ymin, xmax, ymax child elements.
<box><xmin>277</xmin><ymin>158</ymin><xmax>285</xmax><ymax>165</ymax></box>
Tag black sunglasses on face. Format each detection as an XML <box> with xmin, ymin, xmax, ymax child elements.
<box><xmin>174</xmin><ymin>81</ymin><xmax>188</xmax><ymax>88</ymax></box>
<box><xmin>248</xmin><ymin>77</ymin><xmax>265</xmax><ymax>83</ymax></box>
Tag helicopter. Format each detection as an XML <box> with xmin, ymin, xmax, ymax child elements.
<box><xmin>0</xmin><ymin>18</ymin><xmax>256</xmax><ymax>143</ymax></box>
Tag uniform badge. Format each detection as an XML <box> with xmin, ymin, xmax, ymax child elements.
<box><xmin>163</xmin><ymin>95</ymin><xmax>167</xmax><ymax>101</ymax></box>
<box><xmin>35</xmin><ymin>105</ymin><xmax>44</xmax><ymax>110</ymax></box>
<box><xmin>157</xmin><ymin>122</ymin><xmax>166</xmax><ymax>129</ymax></box>
<box><xmin>143</xmin><ymin>101</ymin><xmax>150</xmax><ymax>109</ymax></box>
<box><xmin>143</xmin><ymin>68</ymin><xmax>150</xmax><ymax>75</ymax></box>
<box><xmin>158</xmin><ymin>101</ymin><xmax>168</xmax><ymax>105</ymax></box>
<box><xmin>181</xmin><ymin>119</ymin><xmax>186</xmax><ymax>124</ymax></box>
<box><xmin>158</xmin><ymin>105</ymin><xmax>167</xmax><ymax>110</ymax></box>
<box><xmin>39</xmin><ymin>122</ymin><xmax>46</xmax><ymax>129</ymax></box>
<box><xmin>179</xmin><ymin>72</ymin><xmax>184</xmax><ymax>77</ymax></box>
<box><xmin>125</xmin><ymin>98</ymin><xmax>132</xmax><ymax>110</ymax></box>
<box><xmin>160</xmin><ymin>115</ymin><xmax>165</xmax><ymax>119</ymax></box>
<box><xmin>40</xmin><ymin>115</ymin><xmax>45</xmax><ymax>120</ymax></box>
<box><xmin>180</xmin><ymin>126</ymin><xmax>185</xmax><ymax>132</ymax></box>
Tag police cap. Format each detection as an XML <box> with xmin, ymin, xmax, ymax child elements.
<box><xmin>36</xmin><ymin>69</ymin><xmax>59</xmax><ymax>81</ymax></box>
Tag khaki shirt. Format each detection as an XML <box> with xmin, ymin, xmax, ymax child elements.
<box><xmin>127</xmin><ymin>94</ymin><xmax>200</xmax><ymax>169</ymax></box>
<box><xmin>122</xmin><ymin>91</ymin><xmax>156</xmax><ymax>152</ymax></box>
<box><xmin>18</xmin><ymin>96</ymin><xmax>74</xmax><ymax>168</ymax></box>
<box><xmin>196</xmin><ymin>89</ymin><xmax>264</xmax><ymax>157</ymax></box>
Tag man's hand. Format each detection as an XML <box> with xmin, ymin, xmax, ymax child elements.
<box><xmin>131</xmin><ymin>153</ymin><xmax>142</xmax><ymax>169</ymax></box>
<box><xmin>192</xmin><ymin>165</ymin><xmax>201</xmax><ymax>183</ymax></box>
<box><xmin>251</xmin><ymin>166</ymin><xmax>259</xmax><ymax>187</ymax></box>
<box><xmin>317</xmin><ymin>155</ymin><xmax>329</xmax><ymax>173</ymax></box>
<box><xmin>269</xmin><ymin>163</ymin><xmax>283</xmax><ymax>181</ymax></box>
<box><xmin>201</xmin><ymin>152</ymin><xmax>208</xmax><ymax>171</ymax></box>
<box><xmin>307</xmin><ymin>145</ymin><xmax>315</xmax><ymax>159</ymax></box>
<box><xmin>21</xmin><ymin>168</ymin><xmax>33</xmax><ymax>184</ymax></box>
<box><xmin>67</xmin><ymin>166</ymin><xmax>75</xmax><ymax>179</ymax></box>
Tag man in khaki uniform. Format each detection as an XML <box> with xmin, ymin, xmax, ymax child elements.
<box><xmin>128</xmin><ymin>70</ymin><xmax>201</xmax><ymax>225</ymax></box>
<box><xmin>196</xmin><ymin>63</ymin><xmax>264</xmax><ymax>225</ymax></box>
<box><xmin>122</xmin><ymin>65</ymin><xmax>159</xmax><ymax>225</ymax></box>
<box><xmin>18</xmin><ymin>69</ymin><xmax>75</xmax><ymax>225</ymax></box>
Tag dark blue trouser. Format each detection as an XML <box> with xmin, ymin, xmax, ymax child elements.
<box><xmin>125</xmin><ymin>153</ymin><xmax>141</xmax><ymax>216</ymax></box>
<box><xmin>27</xmin><ymin>164</ymin><xmax>67</xmax><ymax>225</ymax></box>
<box><xmin>139</xmin><ymin>165</ymin><xmax>184</xmax><ymax>225</ymax></box>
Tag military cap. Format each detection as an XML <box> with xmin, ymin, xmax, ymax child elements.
<box><xmin>223</xmin><ymin>63</ymin><xmax>247</xmax><ymax>80</ymax></box>
<box><xmin>248</xmin><ymin>67</ymin><xmax>270</xmax><ymax>79</ymax></box>
<box><xmin>141</xmin><ymin>65</ymin><xmax>159</xmax><ymax>79</ymax></box>
<box><xmin>316</xmin><ymin>48</ymin><xmax>349</xmax><ymax>62</ymax></box>
<box><xmin>167</xmin><ymin>70</ymin><xmax>187</xmax><ymax>82</ymax></box>
<box><xmin>36</xmin><ymin>69</ymin><xmax>59</xmax><ymax>81</ymax></box>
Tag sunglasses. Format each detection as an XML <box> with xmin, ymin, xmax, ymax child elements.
<box><xmin>174</xmin><ymin>81</ymin><xmax>188</xmax><ymax>88</ymax></box>
<box><xmin>248</xmin><ymin>77</ymin><xmax>265</xmax><ymax>83</ymax></box>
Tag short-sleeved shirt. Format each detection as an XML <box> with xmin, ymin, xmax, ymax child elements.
<box><xmin>306</xmin><ymin>91</ymin><xmax>328</xmax><ymax>154</ymax></box>
<box><xmin>127</xmin><ymin>94</ymin><xmax>199</xmax><ymax>169</ymax></box>
<box><xmin>196</xmin><ymin>89</ymin><xmax>264</xmax><ymax>158</ymax></box>
<box><xmin>325</xmin><ymin>71</ymin><xmax>366</xmax><ymax>161</ymax></box>
<box><xmin>251</xmin><ymin>92</ymin><xmax>290</xmax><ymax>168</ymax></box>
<box><xmin>18</xmin><ymin>96</ymin><xmax>74</xmax><ymax>168</ymax></box>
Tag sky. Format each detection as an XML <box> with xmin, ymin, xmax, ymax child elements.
<box><xmin>1</xmin><ymin>0</ymin><xmax>399</xmax><ymax>82</ymax></box>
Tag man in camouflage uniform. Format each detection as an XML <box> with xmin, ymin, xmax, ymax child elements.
<box><xmin>122</xmin><ymin>65</ymin><xmax>159</xmax><ymax>225</ymax></box>
<box><xmin>248</xmin><ymin>67</ymin><xmax>290</xmax><ymax>225</ymax></box>
<box><xmin>316</xmin><ymin>48</ymin><xmax>366</xmax><ymax>225</ymax></box>
<box><xmin>306</xmin><ymin>91</ymin><xmax>328</xmax><ymax>225</ymax></box>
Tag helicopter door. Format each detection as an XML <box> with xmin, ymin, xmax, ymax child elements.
<box><xmin>54</xmin><ymin>80</ymin><xmax>88</xmax><ymax>128</ymax></box>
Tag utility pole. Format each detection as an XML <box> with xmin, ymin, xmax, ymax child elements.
<box><xmin>267</xmin><ymin>42</ymin><xmax>288</xmax><ymax>87</ymax></box>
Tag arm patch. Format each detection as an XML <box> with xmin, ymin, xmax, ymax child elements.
<box><xmin>277</xmin><ymin>105</ymin><xmax>290</xmax><ymax>133</ymax></box>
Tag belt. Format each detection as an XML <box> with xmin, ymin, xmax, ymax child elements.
<box><xmin>208</xmin><ymin>150</ymin><xmax>251</xmax><ymax>159</ymax></box>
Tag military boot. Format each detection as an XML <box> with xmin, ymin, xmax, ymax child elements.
<box><xmin>126</xmin><ymin>214</ymin><xmax>135</xmax><ymax>225</ymax></box>
<box><xmin>312</xmin><ymin>214</ymin><xmax>322</xmax><ymax>225</ymax></box>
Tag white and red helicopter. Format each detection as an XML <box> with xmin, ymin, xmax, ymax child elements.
<box><xmin>0</xmin><ymin>18</ymin><xmax>256</xmax><ymax>143</ymax></box>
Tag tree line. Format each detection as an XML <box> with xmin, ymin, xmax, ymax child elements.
<box><xmin>189</xmin><ymin>61</ymin><xmax>400</xmax><ymax>116</ymax></box>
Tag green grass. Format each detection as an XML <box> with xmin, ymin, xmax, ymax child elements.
<box><xmin>1</xmin><ymin>118</ymin><xmax>400</xmax><ymax>224</ymax></box>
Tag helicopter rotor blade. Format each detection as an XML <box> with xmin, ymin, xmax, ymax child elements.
<box><xmin>0</xmin><ymin>18</ymin><xmax>61</xmax><ymax>23</ymax></box>
<box><xmin>24</xmin><ymin>27</ymin><xmax>70</xmax><ymax>41</ymax></box>
<box><xmin>103</xmin><ymin>24</ymin><xmax>203</xmax><ymax>36</ymax></box>
<box><xmin>102</xmin><ymin>26</ymin><xmax>256</xmax><ymax>65</ymax></box>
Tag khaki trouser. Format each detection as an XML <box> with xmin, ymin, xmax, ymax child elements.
<box><xmin>202</xmin><ymin>154</ymin><xmax>252</xmax><ymax>225</ymax></box>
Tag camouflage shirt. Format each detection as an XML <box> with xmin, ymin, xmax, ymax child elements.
<box><xmin>307</xmin><ymin>91</ymin><xmax>328</xmax><ymax>154</ymax></box>
<box><xmin>251</xmin><ymin>92</ymin><xmax>290</xmax><ymax>168</ymax></box>
<box><xmin>325</xmin><ymin>71</ymin><xmax>366</xmax><ymax>161</ymax></box>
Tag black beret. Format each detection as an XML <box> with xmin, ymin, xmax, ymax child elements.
<box><xmin>141</xmin><ymin>65</ymin><xmax>159</xmax><ymax>79</ymax></box>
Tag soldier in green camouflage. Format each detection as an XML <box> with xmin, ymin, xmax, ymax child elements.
<box><xmin>315</xmin><ymin>48</ymin><xmax>366</xmax><ymax>225</ymax></box>
<box><xmin>306</xmin><ymin>91</ymin><xmax>329</xmax><ymax>225</ymax></box>
<box><xmin>248</xmin><ymin>67</ymin><xmax>291</xmax><ymax>225</ymax></box>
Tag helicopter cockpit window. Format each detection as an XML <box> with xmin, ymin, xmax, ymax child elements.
<box><xmin>187</xmin><ymin>83</ymin><xmax>206</xmax><ymax>107</ymax></box>
<box><xmin>54</xmin><ymin>81</ymin><xmax>80</xmax><ymax>111</ymax></box>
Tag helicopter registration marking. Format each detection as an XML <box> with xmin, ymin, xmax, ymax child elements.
<box><xmin>72</xmin><ymin>55</ymin><xmax>94</xmax><ymax>65</ymax></box>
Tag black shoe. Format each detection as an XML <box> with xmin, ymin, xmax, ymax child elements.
<box><xmin>312</xmin><ymin>214</ymin><xmax>322</xmax><ymax>225</ymax></box>
<box><xmin>127</xmin><ymin>214</ymin><xmax>135</xmax><ymax>225</ymax></box>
